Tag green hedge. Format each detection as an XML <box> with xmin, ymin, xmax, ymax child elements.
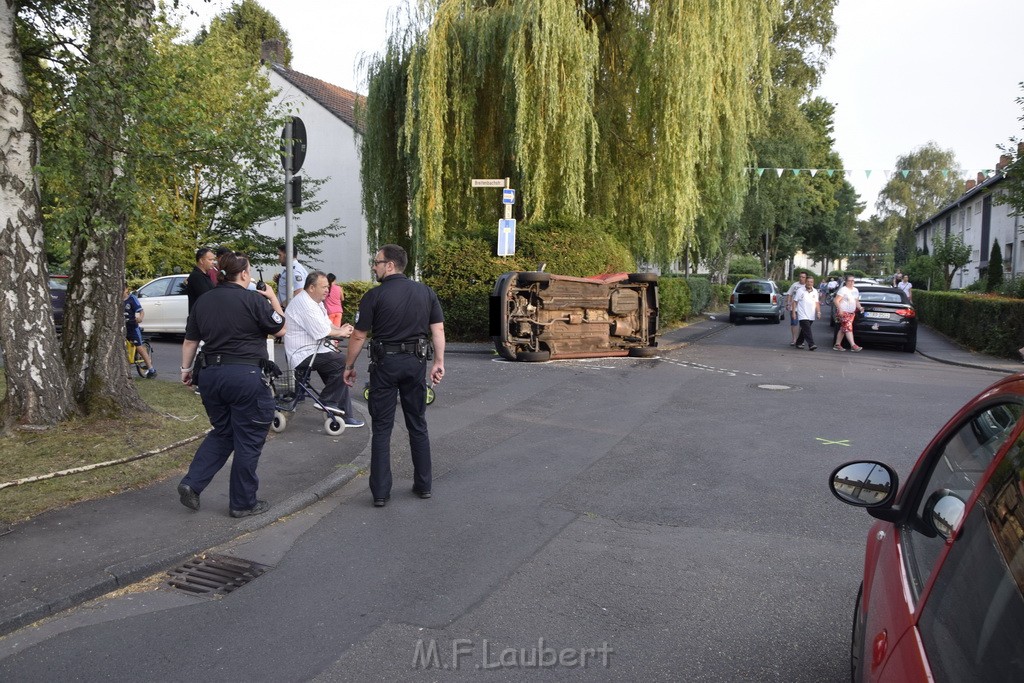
<box><xmin>658</xmin><ymin>277</ymin><xmax>690</xmax><ymax>327</ymax></box>
<box><xmin>726</xmin><ymin>273</ymin><xmax>760</xmax><ymax>285</ymax></box>
<box><xmin>338</xmin><ymin>280</ymin><xmax>377</xmax><ymax>326</ymax></box>
<box><xmin>914</xmin><ymin>290</ymin><xmax>1024</xmax><ymax>359</ymax></box>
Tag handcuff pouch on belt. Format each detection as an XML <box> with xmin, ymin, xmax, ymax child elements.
<box><xmin>369</xmin><ymin>338</ymin><xmax>432</xmax><ymax>365</ymax></box>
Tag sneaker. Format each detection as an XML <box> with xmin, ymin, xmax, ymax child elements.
<box><xmin>343</xmin><ymin>417</ymin><xmax>365</xmax><ymax>428</ymax></box>
<box><xmin>851</xmin><ymin>345</ymin><xmax>863</xmax><ymax>352</ymax></box>
<box><xmin>229</xmin><ymin>500</ymin><xmax>271</xmax><ymax>518</ymax></box>
<box><xmin>145</xmin><ymin>368</ymin><xmax>157</xmax><ymax>378</ymax></box>
<box><xmin>809</xmin><ymin>345</ymin><xmax>817</xmax><ymax>351</ymax></box>
<box><xmin>833</xmin><ymin>345</ymin><xmax>844</xmax><ymax>351</ymax></box>
<box><xmin>412</xmin><ymin>488</ymin><xmax>432</xmax><ymax>499</ymax></box>
<box><xmin>793</xmin><ymin>344</ymin><xmax>804</xmax><ymax>350</ymax></box>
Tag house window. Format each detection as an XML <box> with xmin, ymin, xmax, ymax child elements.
<box><xmin>966</xmin><ymin>208</ymin><xmax>973</xmax><ymax>230</ymax></box>
<box><xmin>1006</xmin><ymin>243</ymin><xmax>1013</xmax><ymax>273</ymax></box>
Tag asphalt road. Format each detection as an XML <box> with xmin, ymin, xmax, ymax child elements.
<box><xmin>0</xmin><ymin>321</ymin><xmax>997</xmax><ymax>681</ymax></box>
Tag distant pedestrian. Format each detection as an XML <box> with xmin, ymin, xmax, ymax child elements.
<box><xmin>891</xmin><ymin>269</ymin><xmax>903</xmax><ymax>288</ymax></box>
<box><xmin>897</xmin><ymin>275</ymin><xmax>913</xmax><ymax>302</ymax></box>
<box><xmin>833</xmin><ymin>275</ymin><xmax>865</xmax><ymax>352</ymax></box>
<box><xmin>324</xmin><ymin>272</ymin><xmax>344</xmax><ymax>327</ymax></box>
<box><xmin>344</xmin><ymin>245</ymin><xmax>445</xmax><ymax>508</ymax></box>
<box><xmin>792</xmin><ymin>276</ymin><xmax>820</xmax><ymax>351</ymax></box>
<box><xmin>186</xmin><ymin>247</ymin><xmax>216</xmax><ymax>312</ymax></box>
<box><xmin>785</xmin><ymin>272</ymin><xmax>808</xmax><ymax>346</ymax></box>
<box><xmin>124</xmin><ymin>283</ymin><xmax>156</xmax><ymax>378</ymax></box>
<box><xmin>177</xmin><ymin>251</ymin><xmax>287</xmax><ymax>518</ymax></box>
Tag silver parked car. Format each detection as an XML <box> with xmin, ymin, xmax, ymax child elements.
<box><xmin>728</xmin><ymin>278</ymin><xmax>784</xmax><ymax>324</ymax></box>
<box><xmin>135</xmin><ymin>274</ymin><xmax>189</xmax><ymax>334</ymax></box>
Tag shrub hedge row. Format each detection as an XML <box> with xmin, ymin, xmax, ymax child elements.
<box><xmin>913</xmin><ymin>290</ymin><xmax>1024</xmax><ymax>359</ymax></box>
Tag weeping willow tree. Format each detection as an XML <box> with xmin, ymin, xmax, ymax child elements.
<box><xmin>360</xmin><ymin>0</ymin><xmax>778</xmax><ymax>268</ymax></box>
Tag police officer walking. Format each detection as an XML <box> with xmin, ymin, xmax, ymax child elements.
<box><xmin>343</xmin><ymin>245</ymin><xmax>445</xmax><ymax>507</ymax></box>
<box><xmin>177</xmin><ymin>252</ymin><xmax>287</xmax><ymax>517</ymax></box>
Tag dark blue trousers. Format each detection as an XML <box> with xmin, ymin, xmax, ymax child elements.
<box><xmin>181</xmin><ymin>364</ymin><xmax>275</xmax><ymax>511</ymax></box>
<box><xmin>367</xmin><ymin>353</ymin><xmax>431</xmax><ymax>499</ymax></box>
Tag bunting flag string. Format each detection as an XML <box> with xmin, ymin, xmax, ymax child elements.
<box><xmin>747</xmin><ymin>167</ymin><xmax>1002</xmax><ymax>180</ymax></box>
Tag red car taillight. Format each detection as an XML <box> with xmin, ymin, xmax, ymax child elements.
<box><xmin>894</xmin><ymin>308</ymin><xmax>915</xmax><ymax>318</ymax></box>
<box><xmin>730</xmin><ymin>293</ymin><xmax>737</xmax><ymax>304</ymax></box>
<box><xmin>771</xmin><ymin>293</ymin><xmax>778</xmax><ymax>305</ymax></box>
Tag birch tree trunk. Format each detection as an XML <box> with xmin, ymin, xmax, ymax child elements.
<box><xmin>62</xmin><ymin>0</ymin><xmax>155</xmax><ymax>414</ymax></box>
<box><xmin>0</xmin><ymin>0</ymin><xmax>76</xmax><ymax>428</ymax></box>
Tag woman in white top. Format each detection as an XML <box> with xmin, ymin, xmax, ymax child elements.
<box><xmin>897</xmin><ymin>275</ymin><xmax>913</xmax><ymax>301</ymax></box>
<box><xmin>833</xmin><ymin>276</ymin><xmax>865</xmax><ymax>351</ymax></box>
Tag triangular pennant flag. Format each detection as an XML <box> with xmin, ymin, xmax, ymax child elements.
<box><xmin>826</xmin><ymin>169</ymin><xmax>835</xmax><ymax>177</ymax></box>
<box><xmin>865</xmin><ymin>170</ymin><xmax>872</xmax><ymax>179</ymax></box>
<box><xmin>920</xmin><ymin>169</ymin><xmax>930</xmax><ymax>177</ymax></box>
<box><xmin>775</xmin><ymin>168</ymin><xmax>784</xmax><ymax>177</ymax></box>
<box><xmin>844</xmin><ymin>170</ymin><xmax>854</xmax><ymax>178</ymax></box>
<box><xmin>941</xmin><ymin>169</ymin><xmax>949</xmax><ymax>178</ymax></box>
<box><xmin>757</xmin><ymin>168</ymin><xmax>765</xmax><ymax>177</ymax></box>
<box><xmin>809</xmin><ymin>169</ymin><xmax>818</xmax><ymax>177</ymax></box>
<box><xmin>790</xmin><ymin>169</ymin><xmax>801</xmax><ymax>176</ymax></box>
<box><xmin>900</xmin><ymin>170</ymin><xmax>910</xmax><ymax>178</ymax></box>
<box><xmin>883</xmin><ymin>170</ymin><xmax>893</xmax><ymax>180</ymax></box>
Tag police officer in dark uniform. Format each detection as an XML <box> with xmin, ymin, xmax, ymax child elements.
<box><xmin>177</xmin><ymin>252</ymin><xmax>287</xmax><ymax>517</ymax></box>
<box><xmin>344</xmin><ymin>244</ymin><xmax>445</xmax><ymax>507</ymax></box>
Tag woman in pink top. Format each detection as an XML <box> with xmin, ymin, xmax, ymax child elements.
<box><xmin>324</xmin><ymin>272</ymin><xmax>343</xmax><ymax>326</ymax></box>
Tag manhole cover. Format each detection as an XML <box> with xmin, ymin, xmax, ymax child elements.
<box><xmin>166</xmin><ymin>553</ymin><xmax>269</xmax><ymax>597</ymax></box>
<box><xmin>752</xmin><ymin>383</ymin><xmax>800</xmax><ymax>392</ymax></box>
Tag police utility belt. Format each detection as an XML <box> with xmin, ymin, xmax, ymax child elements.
<box><xmin>370</xmin><ymin>338</ymin><xmax>431</xmax><ymax>360</ymax></box>
<box><xmin>201</xmin><ymin>354</ymin><xmax>262</xmax><ymax>368</ymax></box>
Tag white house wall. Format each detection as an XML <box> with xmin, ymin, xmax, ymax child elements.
<box><xmin>257</xmin><ymin>71</ymin><xmax>371</xmax><ymax>282</ymax></box>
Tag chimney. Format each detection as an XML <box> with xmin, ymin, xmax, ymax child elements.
<box><xmin>976</xmin><ymin>171</ymin><xmax>985</xmax><ymax>184</ymax></box>
<box><xmin>261</xmin><ymin>40</ymin><xmax>284</xmax><ymax>65</ymax></box>
<box><xmin>966</xmin><ymin>179</ymin><xmax>976</xmax><ymax>191</ymax></box>
<box><xmin>997</xmin><ymin>154</ymin><xmax>1011</xmax><ymax>171</ymax></box>
<box><xmin>1018</xmin><ymin>141</ymin><xmax>1024</xmax><ymax>158</ymax></box>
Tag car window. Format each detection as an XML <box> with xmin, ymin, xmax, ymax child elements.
<box><xmin>917</xmin><ymin>430</ymin><xmax>1024</xmax><ymax>680</ymax></box>
<box><xmin>860</xmin><ymin>292</ymin><xmax>904</xmax><ymax>304</ymax></box>
<box><xmin>172</xmin><ymin>276</ymin><xmax>188</xmax><ymax>296</ymax></box>
<box><xmin>137</xmin><ymin>279</ymin><xmax>169</xmax><ymax>298</ymax></box>
<box><xmin>902</xmin><ymin>402</ymin><xmax>1024</xmax><ymax>597</ymax></box>
<box><xmin>49</xmin><ymin>277</ymin><xmax>68</xmax><ymax>290</ymax></box>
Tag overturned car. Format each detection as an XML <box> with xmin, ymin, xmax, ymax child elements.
<box><xmin>489</xmin><ymin>271</ymin><xmax>659</xmax><ymax>361</ymax></box>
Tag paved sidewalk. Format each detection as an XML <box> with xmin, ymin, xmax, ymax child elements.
<box><xmin>1</xmin><ymin>320</ymin><xmax>1019</xmax><ymax>637</ymax></box>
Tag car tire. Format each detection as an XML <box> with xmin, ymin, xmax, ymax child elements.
<box><xmin>517</xmin><ymin>271</ymin><xmax>550</xmax><ymax>284</ymax></box>
<box><xmin>628</xmin><ymin>347</ymin><xmax>658</xmax><ymax>357</ymax></box>
<box><xmin>729</xmin><ymin>312</ymin><xmax>737</xmax><ymax>324</ymax></box>
<box><xmin>851</xmin><ymin>583</ymin><xmax>866</xmax><ymax>683</ymax></box>
<box><xmin>903</xmin><ymin>331</ymin><xmax>917</xmax><ymax>354</ymax></box>
<box><xmin>627</xmin><ymin>272</ymin><xmax>658</xmax><ymax>283</ymax></box>
<box><xmin>516</xmin><ymin>350</ymin><xmax>551</xmax><ymax>362</ymax></box>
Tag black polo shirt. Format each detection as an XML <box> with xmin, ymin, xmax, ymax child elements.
<box><xmin>354</xmin><ymin>274</ymin><xmax>443</xmax><ymax>343</ymax></box>
<box><xmin>185</xmin><ymin>283</ymin><xmax>284</xmax><ymax>359</ymax></box>
<box><xmin>186</xmin><ymin>266</ymin><xmax>216</xmax><ymax>311</ymax></box>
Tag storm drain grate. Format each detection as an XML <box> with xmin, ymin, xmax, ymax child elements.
<box><xmin>166</xmin><ymin>553</ymin><xmax>270</xmax><ymax>597</ymax></box>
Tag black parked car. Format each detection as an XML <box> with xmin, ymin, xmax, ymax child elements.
<box><xmin>49</xmin><ymin>275</ymin><xmax>68</xmax><ymax>332</ymax></box>
<box><xmin>830</xmin><ymin>285</ymin><xmax>917</xmax><ymax>353</ymax></box>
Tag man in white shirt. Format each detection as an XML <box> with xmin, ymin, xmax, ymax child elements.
<box><xmin>284</xmin><ymin>271</ymin><xmax>364</xmax><ymax>427</ymax></box>
<box><xmin>785</xmin><ymin>272</ymin><xmax>808</xmax><ymax>345</ymax></box>
<box><xmin>792</xmin><ymin>276</ymin><xmax>821</xmax><ymax>351</ymax></box>
<box><xmin>275</xmin><ymin>243</ymin><xmax>309</xmax><ymax>307</ymax></box>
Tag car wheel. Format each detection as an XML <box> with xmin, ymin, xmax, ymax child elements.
<box><xmin>517</xmin><ymin>271</ymin><xmax>550</xmax><ymax>284</ymax></box>
<box><xmin>627</xmin><ymin>272</ymin><xmax>658</xmax><ymax>283</ymax></box>
<box><xmin>516</xmin><ymin>350</ymin><xmax>551</xmax><ymax>362</ymax></box>
<box><xmin>773</xmin><ymin>315</ymin><xmax>781</xmax><ymax>325</ymax></box>
<box><xmin>628</xmin><ymin>347</ymin><xmax>658</xmax><ymax>357</ymax></box>
<box><xmin>903</xmin><ymin>331</ymin><xmax>917</xmax><ymax>354</ymax></box>
<box><xmin>728</xmin><ymin>312</ymin><xmax>737</xmax><ymax>323</ymax></box>
<box><xmin>324</xmin><ymin>417</ymin><xmax>345</xmax><ymax>436</ymax></box>
<box><xmin>851</xmin><ymin>583</ymin><xmax>866</xmax><ymax>683</ymax></box>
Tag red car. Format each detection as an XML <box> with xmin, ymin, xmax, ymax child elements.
<box><xmin>829</xmin><ymin>373</ymin><xmax>1024</xmax><ymax>682</ymax></box>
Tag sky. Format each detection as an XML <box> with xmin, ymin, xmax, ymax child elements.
<box><xmin>181</xmin><ymin>0</ymin><xmax>1024</xmax><ymax>219</ymax></box>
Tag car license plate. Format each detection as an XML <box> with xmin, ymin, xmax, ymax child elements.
<box><xmin>864</xmin><ymin>311</ymin><xmax>889</xmax><ymax>319</ymax></box>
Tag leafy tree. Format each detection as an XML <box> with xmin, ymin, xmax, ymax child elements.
<box><xmin>362</xmin><ymin>0</ymin><xmax>779</xmax><ymax>269</ymax></box>
<box><xmin>199</xmin><ymin>0</ymin><xmax>292</xmax><ymax>65</ymax></box>
<box><xmin>988</xmin><ymin>240</ymin><xmax>1004</xmax><ymax>292</ymax></box>
<box><xmin>875</xmin><ymin>142</ymin><xmax>963</xmax><ymax>268</ymax></box>
<box><xmin>932</xmin><ymin>233</ymin><xmax>972</xmax><ymax>289</ymax></box>
<box><xmin>994</xmin><ymin>82</ymin><xmax>1023</xmax><ymax>217</ymax></box>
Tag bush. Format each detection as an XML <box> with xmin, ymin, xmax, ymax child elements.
<box><xmin>729</xmin><ymin>254</ymin><xmax>762</xmax><ymax>275</ymax></box>
<box><xmin>338</xmin><ymin>280</ymin><xmax>377</xmax><ymax>326</ymax></box>
<box><xmin>988</xmin><ymin>241</ymin><xmax>1004</xmax><ymax>292</ymax></box>
<box><xmin>726</xmin><ymin>273</ymin><xmax>760</xmax><ymax>285</ymax></box>
<box><xmin>687</xmin><ymin>276</ymin><xmax>712</xmax><ymax>315</ymax></box>
<box><xmin>711</xmin><ymin>283</ymin><xmax>732</xmax><ymax>310</ymax></box>
<box><xmin>902</xmin><ymin>254</ymin><xmax>946</xmax><ymax>291</ymax></box>
<box><xmin>914</xmin><ymin>290</ymin><xmax>1024</xmax><ymax>358</ymax></box>
<box><xmin>658</xmin><ymin>276</ymin><xmax>691</xmax><ymax>327</ymax></box>
<box><xmin>997</xmin><ymin>276</ymin><xmax>1024</xmax><ymax>299</ymax></box>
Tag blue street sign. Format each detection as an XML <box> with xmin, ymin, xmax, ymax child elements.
<box><xmin>502</xmin><ymin>188</ymin><xmax>515</xmax><ymax>205</ymax></box>
<box><xmin>498</xmin><ymin>219</ymin><xmax>516</xmax><ymax>256</ymax></box>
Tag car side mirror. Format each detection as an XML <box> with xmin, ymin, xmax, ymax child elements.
<box><xmin>922</xmin><ymin>489</ymin><xmax>966</xmax><ymax>540</ymax></box>
<box><xmin>829</xmin><ymin>461</ymin><xmax>898</xmax><ymax>508</ymax></box>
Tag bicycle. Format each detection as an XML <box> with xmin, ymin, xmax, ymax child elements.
<box><xmin>126</xmin><ymin>337</ymin><xmax>154</xmax><ymax>378</ymax></box>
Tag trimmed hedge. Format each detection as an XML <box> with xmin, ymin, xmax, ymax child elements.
<box><xmin>658</xmin><ymin>277</ymin><xmax>691</xmax><ymax>326</ymax></box>
<box><xmin>914</xmin><ymin>290</ymin><xmax>1024</xmax><ymax>359</ymax></box>
<box><xmin>338</xmin><ymin>280</ymin><xmax>377</xmax><ymax>326</ymax></box>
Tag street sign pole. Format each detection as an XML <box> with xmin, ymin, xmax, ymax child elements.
<box><xmin>471</xmin><ymin>176</ymin><xmax>517</xmax><ymax>256</ymax></box>
<box><xmin>283</xmin><ymin>119</ymin><xmax>294</xmax><ymax>307</ymax></box>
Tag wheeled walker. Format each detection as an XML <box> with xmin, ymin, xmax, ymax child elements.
<box><xmin>270</xmin><ymin>340</ymin><xmax>347</xmax><ymax>436</ymax></box>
